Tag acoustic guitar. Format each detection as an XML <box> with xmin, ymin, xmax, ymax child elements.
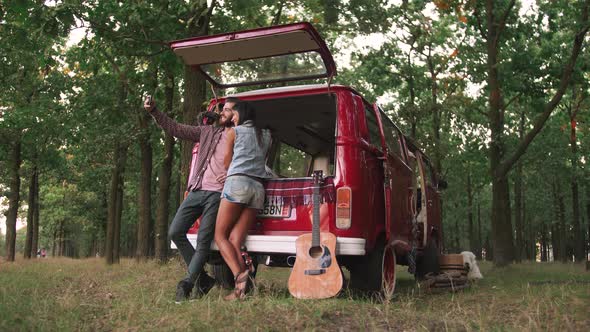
<box><xmin>288</xmin><ymin>170</ymin><xmax>343</xmax><ymax>299</ymax></box>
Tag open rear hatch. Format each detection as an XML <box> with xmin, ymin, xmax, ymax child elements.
<box><xmin>169</xmin><ymin>22</ymin><xmax>336</xmax><ymax>88</ymax></box>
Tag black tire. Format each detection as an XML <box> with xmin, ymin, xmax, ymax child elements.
<box><xmin>212</xmin><ymin>262</ymin><xmax>234</xmax><ymax>289</ymax></box>
<box><xmin>415</xmin><ymin>239</ymin><xmax>440</xmax><ymax>280</ymax></box>
<box><xmin>348</xmin><ymin>238</ymin><xmax>396</xmax><ymax>298</ymax></box>
<box><xmin>211</xmin><ymin>255</ymin><xmax>260</xmax><ymax>290</ymax></box>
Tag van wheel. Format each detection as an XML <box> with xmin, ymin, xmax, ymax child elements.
<box><xmin>349</xmin><ymin>241</ymin><xmax>396</xmax><ymax>299</ymax></box>
<box><xmin>212</xmin><ymin>262</ymin><xmax>234</xmax><ymax>289</ymax></box>
<box><xmin>211</xmin><ymin>256</ymin><xmax>260</xmax><ymax>290</ymax></box>
<box><xmin>415</xmin><ymin>239</ymin><xmax>440</xmax><ymax>280</ymax></box>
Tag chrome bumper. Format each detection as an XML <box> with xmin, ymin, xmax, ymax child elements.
<box><xmin>171</xmin><ymin>234</ymin><xmax>366</xmax><ymax>256</ymax></box>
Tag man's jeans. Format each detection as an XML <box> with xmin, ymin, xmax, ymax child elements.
<box><xmin>168</xmin><ymin>190</ymin><xmax>220</xmax><ymax>284</ymax></box>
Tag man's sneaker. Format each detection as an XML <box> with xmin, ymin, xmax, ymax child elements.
<box><xmin>175</xmin><ymin>279</ymin><xmax>193</xmax><ymax>304</ymax></box>
<box><xmin>191</xmin><ymin>274</ymin><xmax>216</xmax><ymax>300</ymax></box>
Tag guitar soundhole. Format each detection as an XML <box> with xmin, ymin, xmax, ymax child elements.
<box><xmin>309</xmin><ymin>246</ymin><xmax>323</xmax><ymax>258</ymax></box>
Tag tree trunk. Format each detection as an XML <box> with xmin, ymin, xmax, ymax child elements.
<box><xmin>484</xmin><ymin>235</ymin><xmax>493</xmax><ymax>261</ymax></box>
<box><xmin>476</xmin><ymin>199</ymin><xmax>482</xmax><ymax>259</ymax></box>
<box><xmin>105</xmin><ymin>142</ymin><xmax>129</xmax><ymax>264</ymax></box>
<box><xmin>24</xmin><ymin>163</ymin><xmax>38</xmax><ymax>259</ymax></box>
<box><xmin>427</xmin><ymin>55</ymin><xmax>442</xmax><ymax>175</ymax></box>
<box><xmin>513</xmin><ymin>167</ymin><xmax>523</xmax><ymax>262</ymax></box>
<box><xmin>113</xmin><ymin>148</ymin><xmax>127</xmax><ymax>262</ymax></box>
<box><xmin>513</xmin><ymin>112</ymin><xmax>525</xmax><ymax>262</ymax></box>
<box><xmin>5</xmin><ymin>137</ymin><xmax>22</xmax><ymax>262</ymax></box>
<box><xmin>467</xmin><ymin>173</ymin><xmax>476</xmax><ymax>252</ymax></box>
<box><xmin>540</xmin><ymin>221</ymin><xmax>548</xmax><ymax>262</ymax></box>
<box><xmin>568</xmin><ymin>103</ymin><xmax>584</xmax><ymax>262</ymax></box>
<box><xmin>31</xmin><ymin>168</ymin><xmax>40</xmax><ymax>257</ymax></box>
<box><xmin>586</xmin><ymin>181</ymin><xmax>590</xmax><ymax>258</ymax></box>
<box><xmin>52</xmin><ymin>227</ymin><xmax>57</xmax><ymax>257</ymax></box>
<box><xmin>136</xmin><ymin>111</ymin><xmax>153</xmax><ymax>261</ymax></box>
<box><xmin>551</xmin><ymin>180</ymin><xmax>568</xmax><ymax>262</ymax></box>
<box><xmin>486</xmin><ymin>0</ymin><xmax>515</xmax><ymax>267</ymax></box>
<box><xmin>484</xmin><ymin>0</ymin><xmax>588</xmax><ymax>267</ymax></box>
<box><xmin>155</xmin><ymin>72</ymin><xmax>176</xmax><ymax>264</ymax></box>
<box><xmin>557</xmin><ymin>182</ymin><xmax>568</xmax><ymax>262</ymax></box>
<box><xmin>180</xmin><ymin>66</ymin><xmax>207</xmax><ymax>200</ymax></box>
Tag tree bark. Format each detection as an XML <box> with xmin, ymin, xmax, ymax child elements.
<box><xmin>551</xmin><ymin>180</ymin><xmax>567</xmax><ymax>262</ymax></box>
<box><xmin>513</xmin><ymin>112</ymin><xmax>525</xmax><ymax>262</ymax></box>
<box><xmin>155</xmin><ymin>71</ymin><xmax>176</xmax><ymax>264</ymax></box>
<box><xmin>31</xmin><ymin>169</ymin><xmax>39</xmax><ymax>257</ymax></box>
<box><xmin>105</xmin><ymin>141</ymin><xmax>129</xmax><ymax>264</ymax></box>
<box><xmin>5</xmin><ymin>137</ymin><xmax>22</xmax><ymax>262</ymax></box>
<box><xmin>540</xmin><ymin>221</ymin><xmax>548</xmax><ymax>262</ymax></box>
<box><xmin>586</xmin><ymin>181</ymin><xmax>590</xmax><ymax>259</ymax></box>
<box><xmin>486</xmin><ymin>0</ymin><xmax>516</xmax><ymax>267</ymax></box>
<box><xmin>113</xmin><ymin>147</ymin><xmax>127</xmax><ymax>263</ymax></box>
<box><xmin>513</xmin><ymin>167</ymin><xmax>524</xmax><ymax>262</ymax></box>
<box><xmin>24</xmin><ymin>163</ymin><xmax>38</xmax><ymax>259</ymax></box>
<box><xmin>428</xmin><ymin>56</ymin><xmax>442</xmax><ymax>175</ymax></box>
<box><xmin>476</xmin><ymin>199</ymin><xmax>483</xmax><ymax>259</ymax></box>
<box><xmin>568</xmin><ymin>97</ymin><xmax>584</xmax><ymax>262</ymax></box>
<box><xmin>136</xmin><ymin>106</ymin><xmax>153</xmax><ymax>261</ymax></box>
<box><xmin>467</xmin><ymin>172</ymin><xmax>476</xmax><ymax>252</ymax></box>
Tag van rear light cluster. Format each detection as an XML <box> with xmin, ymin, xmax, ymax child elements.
<box><xmin>336</xmin><ymin>187</ymin><xmax>352</xmax><ymax>229</ymax></box>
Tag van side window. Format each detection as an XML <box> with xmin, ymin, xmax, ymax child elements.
<box><xmin>364</xmin><ymin>105</ymin><xmax>382</xmax><ymax>148</ymax></box>
<box><xmin>380</xmin><ymin>115</ymin><xmax>402</xmax><ymax>158</ymax></box>
<box><xmin>423</xmin><ymin>157</ymin><xmax>437</xmax><ymax>186</ymax></box>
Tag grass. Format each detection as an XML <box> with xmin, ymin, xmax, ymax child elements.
<box><xmin>1</xmin><ymin>257</ymin><xmax>589</xmax><ymax>331</ymax></box>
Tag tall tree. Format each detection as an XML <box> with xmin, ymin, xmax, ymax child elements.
<box><xmin>463</xmin><ymin>0</ymin><xmax>590</xmax><ymax>266</ymax></box>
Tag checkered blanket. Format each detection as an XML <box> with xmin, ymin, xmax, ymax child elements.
<box><xmin>264</xmin><ymin>177</ymin><xmax>336</xmax><ymax>206</ymax></box>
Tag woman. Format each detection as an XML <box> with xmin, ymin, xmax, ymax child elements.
<box><xmin>214</xmin><ymin>99</ymin><xmax>272</xmax><ymax>300</ymax></box>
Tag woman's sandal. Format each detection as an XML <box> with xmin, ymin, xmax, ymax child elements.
<box><xmin>224</xmin><ymin>270</ymin><xmax>250</xmax><ymax>301</ymax></box>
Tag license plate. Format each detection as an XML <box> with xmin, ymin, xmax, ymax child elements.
<box><xmin>258</xmin><ymin>200</ymin><xmax>291</xmax><ymax>218</ymax></box>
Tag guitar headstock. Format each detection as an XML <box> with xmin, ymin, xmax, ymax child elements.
<box><xmin>312</xmin><ymin>170</ymin><xmax>323</xmax><ymax>185</ymax></box>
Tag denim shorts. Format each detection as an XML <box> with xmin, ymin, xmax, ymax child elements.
<box><xmin>221</xmin><ymin>175</ymin><xmax>265</xmax><ymax>209</ymax></box>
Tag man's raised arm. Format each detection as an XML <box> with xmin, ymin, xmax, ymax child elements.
<box><xmin>144</xmin><ymin>96</ymin><xmax>201</xmax><ymax>141</ymax></box>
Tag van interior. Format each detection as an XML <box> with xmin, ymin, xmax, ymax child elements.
<box><xmin>248</xmin><ymin>93</ymin><xmax>337</xmax><ymax>178</ymax></box>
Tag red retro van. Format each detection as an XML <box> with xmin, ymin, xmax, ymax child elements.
<box><xmin>169</xmin><ymin>22</ymin><xmax>444</xmax><ymax>296</ymax></box>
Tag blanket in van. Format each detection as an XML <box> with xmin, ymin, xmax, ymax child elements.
<box><xmin>264</xmin><ymin>176</ymin><xmax>335</xmax><ymax>206</ymax></box>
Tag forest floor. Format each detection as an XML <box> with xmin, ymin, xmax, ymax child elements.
<box><xmin>1</xmin><ymin>256</ymin><xmax>589</xmax><ymax>331</ymax></box>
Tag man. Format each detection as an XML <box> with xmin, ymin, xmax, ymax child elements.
<box><xmin>144</xmin><ymin>96</ymin><xmax>237</xmax><ymax>302</ymax></box>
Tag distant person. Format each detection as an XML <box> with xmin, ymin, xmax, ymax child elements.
<box><xmin>214</xmin><ymin>101</ymin><xmax>272</xmax><ymax>300</ymax></box>
<box><xmin>144</xmin><ymin>96</ymin><xmax>235</xmax><ymax>303</ymax></box>
<box><xmin>37</xmin><ymin>249</ymin><xmax>41</xmax><ymax>258</ymax></box>
<box><xmin>41</xmin><ymin>248</ymin><xmax>46</xmax><ymax>258</ymax></box>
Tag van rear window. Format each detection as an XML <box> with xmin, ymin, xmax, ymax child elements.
<box><xmin>271</xmin><ymin>142</ymin><xmax>312</xmax><ymax>178</ymax></box>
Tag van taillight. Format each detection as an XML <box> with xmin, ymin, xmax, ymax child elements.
<box><xmin>336</xmin><ymin>187</ymin><xmax>351</xmax><ymax>229</ymax></box>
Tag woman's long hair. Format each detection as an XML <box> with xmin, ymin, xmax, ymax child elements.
<box><xmin>231</xmin><ymin>99</ymin><xmax>263</xmax><ymax>146</ymax></box>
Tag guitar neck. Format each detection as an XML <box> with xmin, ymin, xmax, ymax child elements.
<box><xmin>311</xmin><ymin>171</ymin><xmax>322</xmax><ymax>248</ymax></box>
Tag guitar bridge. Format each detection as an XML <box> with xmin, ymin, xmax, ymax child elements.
<box><xmin>304</xmin><ymin>269</ymin><xmax>326</xmax><ymax>275</ymax></box>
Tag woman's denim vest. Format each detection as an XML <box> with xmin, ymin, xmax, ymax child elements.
<box><xmin>227</xmin><ymin>121</ymin><xmax>272</xmax><ymax>179</ymax></box>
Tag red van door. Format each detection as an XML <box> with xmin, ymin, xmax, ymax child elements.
<box><xmin>372</xmin><ymin>105</ymin><xmax>413</xmax><ymax>252</ymax></box>
<box><xmin>418</xmin><ymin>154</ymin><xmax>442</xmax><ymax>247</ymax></box>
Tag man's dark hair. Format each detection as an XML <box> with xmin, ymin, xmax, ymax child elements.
<box><xmin>224</xmin><ymin>97</ymin><xmax>241</xmax><ymax>108</ymax></box>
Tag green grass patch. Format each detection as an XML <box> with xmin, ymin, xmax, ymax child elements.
<box><xmin>1</xmin><ymin>257</ymin><xmax>589</xmax><ymax>331</ymax></box>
